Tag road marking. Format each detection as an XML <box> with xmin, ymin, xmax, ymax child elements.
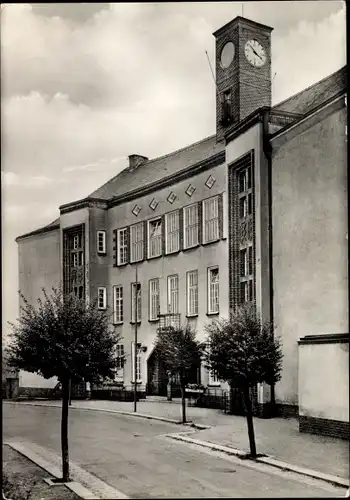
<box><xmin>4</xmin><ymin>440</ymin><xmax>129</xmax><ymax>500</ymax></box>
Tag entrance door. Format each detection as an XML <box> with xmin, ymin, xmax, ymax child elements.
<box><xmin>7</xmin><ymin>378</ymin><xmax>19</xmax><ymax>399</ymax></box>
<box><xmin>147</xmin><ymin>350</ymin><xmax>168</xmax><ymax>396</ymax></box>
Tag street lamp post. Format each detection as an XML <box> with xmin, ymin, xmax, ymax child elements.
<box><xmin>134</xmin><ymin>263</ymin><xmax>138</xmax><ymax>413</ymax></box>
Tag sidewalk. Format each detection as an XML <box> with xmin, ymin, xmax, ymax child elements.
<box><xmin>12</xmin><ymin>398</ymin><xmax>349</xmax><ymax>481</ymax></box>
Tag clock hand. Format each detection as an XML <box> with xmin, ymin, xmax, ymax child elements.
<box><xmin>250</xmin><ymin>45</ymin><xmax>263</xmax><ymax>61</ymax></box>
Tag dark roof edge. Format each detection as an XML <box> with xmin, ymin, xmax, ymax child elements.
<box><xmin>298</xmin><ymin>333</ymin><xmax>349</xmax><ymax>345</ymax></box>
<box><xmin>213</xmin><ymin>16</ymin><xmax>273</xmax><ymax>37</ymax></box>
<box><xmin>59</xmin><ymin>197</ymin><xmax>108</xmax><ymax>213</ymax></box>
<box><xmin>272</xmin><ymin>66</ymin><xmax>346</xmax><ymax>111</ymax></box>
<box><xmin>107</xmin><ymin>150</ymin><xmax>225</xmax><ymax>210</ymax></box>
<box><xmin>270</xmin><ymin>90</ymin><xmax>346</xmax><ymax>141</ymax></box>
<box><xmin>16</xmin><ymin>222</ymin><xmax>60</xmax><ymax>243</ymax></box>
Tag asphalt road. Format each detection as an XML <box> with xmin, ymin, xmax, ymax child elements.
<box><xmin>3</xmin><ymin>403</ymin><xmax>346</xmax><ymax>498</ymax></box>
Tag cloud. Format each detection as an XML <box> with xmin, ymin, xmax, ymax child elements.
<box><xmin>1</xmin><ymin>171</ymin><xmax>55</xmax><ymax>187</ymax></box>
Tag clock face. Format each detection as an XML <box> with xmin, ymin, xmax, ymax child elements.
<box><xmin>244</xmin><ymin>39</ymin><xmax>267</xmax><ymax>68</ymax></box>
<box><xmin>220</xmin><ymin>41</ymin><xmax>235</xmax><ymax>69</ymax></box>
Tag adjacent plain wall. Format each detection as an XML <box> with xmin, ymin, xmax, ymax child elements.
<box><xmin>299</xmin><ymin>341</ymin><xmax>349</xmax><ymax>422</ymax></box>
<box><xmin>272</xmin><ymin>104</ymin><xmax>348</xmax><ymax>406</ymax></box>
<box><xmin>17</xmin><ymin>229</ymin><xmax>61</xmax><ymax>390</ymax></box>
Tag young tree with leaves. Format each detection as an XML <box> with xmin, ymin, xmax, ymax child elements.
<box><xmin>154</xmin><ymin>324</ymin><xmax>204</xmax><ymax>423</ymax></box>
<box><xmin>204</xmin><ymin>303</ymin><xmax>283</xmax><ymax>458</ymax></box>
<box><xmin>7</xmin><ymin>287</ymin><xmax>121</xmax><ymax>482</ymax></box>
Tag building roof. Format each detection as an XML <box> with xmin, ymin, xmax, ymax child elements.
<box><xmin>88</xmin><ymin>134</ymin><xmax>225</xmax><ymax>201</ymax></box>
<box><xmin>16</xmin><ymin>65</ymin><xmax>347</xmax><ymax>241</ymax></box>
<box><xmin>273</xmin><ymin>66</ymin><xmax>346</xmax><ymax>114</ymax></box>
<box><xmin>16</xmin><ymin>217</ymin><xmax>60</xmax><ymax>242</ymax></box>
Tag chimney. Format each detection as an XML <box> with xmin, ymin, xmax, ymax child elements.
<box><xmin>128</xmin><ymin>154</ymin><xmax>148</xmax><ymax>171</ymax></box>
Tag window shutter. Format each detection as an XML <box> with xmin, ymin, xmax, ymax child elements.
<box><xmin>219</xmin><ymin>193</ymin><xmax>224</xmax><ymax>239</ymax></box>
<box><xmin>143</xmin><ymin>220</ymin><xmax>147</xmax><ymax>261</ymax></box>
<box><xmin>161</xmin><ymin>214</ymin><xmax>166</xmax><ymax>255</ymax></box>
<box><xmin>198</xmin><ymin>201</ymin><xmax>203</xmax><ymax>245</ymax></box>
<box><xmin>179</xmin><ymin>208</ymin><xmax>184</xmax><ymax>251</ymax></box>
<box><xmin>125</xmin><ymin>226</ymin><xmax>130</xmax><ymax>264</ymax></box>
<box><xmin>113</xmin><ymin>230</ymin><xmax>117</xmax><ymax>267</ymax></box>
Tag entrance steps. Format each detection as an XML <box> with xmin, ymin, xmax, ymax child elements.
<box><xmin>140</xmin><ymin>396</ymin><xmax>182</xmax><ymax>404</ymax></box>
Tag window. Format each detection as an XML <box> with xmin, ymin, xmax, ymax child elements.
<box><xmin>149</xmin><ymin>278</ymin><xmax>160</xmax><ymax>321</ymax></box>
<box><xmin>113</xmin><ymin>286</ymin><xmax>123</xmax><ymax>324</ymax></box>
<box><xmin>183</xmin><ymin>204</ymin><xmax>199</xmax><ymax>249</ymax></box>
<box><xmin>131</xmin><ymin>342</ymin><xmax>142</xmax><ymax>383</ymax></box>
<box><xmin>131</xmin><ymin>283</ymin><xmax>141</xmax><ymax>322</ymax></box>
<box><xmin>130</xmin><ymin>223</ymin><xmax>144</xmax><ymax>263</ymax></box>
<box><xmin>73</xmin><ymin>286</ymin><xmax>84</xmax><ymax>299</ymax></box>
<box><xmin>203</xmin><ymin>196</ymin><xmax>219</xmax><ymax>243</ymax></box>
<box><xmin>73</xmin><ymin>234</ymin><xmax>81</xmax><ymax>250</ymax></box>
<box><xmin>148</xmin><ymin>218</ymin><xmax>162</xmax><ymax>258</ymax></box>
<box><xmin>98</xmin><ymin>287</ymin><xmax>107</xmax><ymax>310</ymax></box>
<box><xmin>97</xmin><ymin>230</ymin><xmax>106</xmax><ymax>254</ymax></box>
<box><xmin>240</xmin><ymin>280</ymin><xmax>254</xmax><ymax>303</ymax></box>
<box><xmin>117</xmin><ymin>228</ymin><xmax>128</xmax><ymax>265</ymax></box>
<box><xmin>240</xmin><ymin>246</ymin><xmax>253</xmax><ymax>277</ymax></box>
<box><xmin>187</xmin><ymin>270</ymin><xmax>198</xmax><ymax>316</ymax></box>
<box><xmin>165</xmin><ymin>211</ymin><xmax>180</xmax><ymax>254</ymax></box>
<box><xmin>208</xmin><ymin>267</ymin><xmax>219</xmax><ymax>314</ymax></box>
<box><xmin>238</xmin><ymin>166</ymin><xmax>253</xmax><ymax>219</ymax></box>
<box><xmin>240</xmin><ymin>245</ymin><xmax>254</xmax><ymax>304</ymax></box>
<box><xmin>72</xmin><ymin>251</ymin><xmax>83</xmax><ymax>267</ymax></box>
<box><xmin>116</xmin><ymin>344</ymin><xmax>125</xmax><ymax>371</ymax></box>
<box><xmin>167</xmin><ymin>275</ymin><xmax>179</xmax><ymax>314</ymax></box>
<box><xmin>222</xmin><ymin>89</ymin><xmax>232</xmax><ymax>123</ymax></box>
<box><xmin>209</xmin><ymin>369</ymin><xmax>220</xmax><ymax>385</ymax></box>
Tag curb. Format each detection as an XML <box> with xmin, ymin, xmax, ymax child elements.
<box><xmin>4</xmin><ymin>401</ymin><xmax>210</xmax><ymax>430</ymax></box>
<box><xmin>166</xmin><ymin>433</ymin><xmax>350</xmax><ymax>489</ymax></box>
<box><xmin>4</xmin><ymin>440</ymin><xmax>128</xmax><ymax>499</ymax></box>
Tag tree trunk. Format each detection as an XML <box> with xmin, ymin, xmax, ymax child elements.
<box><xmin>180</xmin><ymin>376</ymin><xmax>186</xmax><ymax>424</ymax></box>
<box><xmin>61</xmin><ymin>379</ymin><xmax>70</xmax><ymax>482</ymax></box>
<box><xmin>243</xmin><ymin>385</ymin><xmax>257</xmax><ymax>458</ymax></box>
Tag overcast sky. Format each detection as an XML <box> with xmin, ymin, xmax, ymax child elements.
<box><xmin>1</xmin><ymin>1</ymin><xmax>346</xmax><ymax>337</ymax></box>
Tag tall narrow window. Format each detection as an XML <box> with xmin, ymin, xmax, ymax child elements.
<box><xmin>148</xmin><ymin>218</ymin><xmax>162</xmax><ymax>258</ymax></box>
<box><xmin>183</xmin><ymin>204</ymin><xmax>199</xmax><ymax>249</ymax></box>
<box><xmin>131</xmin><ymin>283</ymin><xmax>141</xmax><ymax>322</ymax></box>
<box><xmin>149</xmin><ymin>278</ymin><xmax>160</xmax><ymax>321</ymax></box>
<box><xmin>238</xmin><ymin>166</ymin><xmax>253</xmax><ymax>219</ymax></box>
<box><xmin>131</xmin><ymin>342</ymin><xmax>142</xmax><ymax>383</ymax></box>
<box><xmin>113</xmin><ymin>285</ymin><xmax>123</xmax><ymax>324</ymax></box>
<box><xmin>187</xmin><ymin>270</ymin><xmax>198</xmax><ymax>316</ymax></box>
<box><xmin>183</xmin><ymin>203</ymin><xmax>199</xmax><ymax>248</ymax></box>
<box><xmin>73</xmin><ymin>234</ymin><xmax>81</xmax><ymax>250</ymax></box>
<box><xmin>97</xmin><ymin>231</ymin><xmax>106</xmax><ymax>254</ymax></box>
<box><xmin>208</xmin><ymin>267</ymin><xmax>219</xmax><ymax>314</ymax></box>
<box><xmin>116</xmin><ymin>344</ymin><xmax>125</xmax><ymax>371</ymax></box>
<box><xmin>167</xmin><ymin>275</ymin><xmax>179</xmax><ymax>314</ymax></box>
<box><xmin>130</xmin><ymin>223</ymin><xmax>144</xmax><ymax>263</ymax></box>
<box><xmin>165</xmin><ymin>211</ymin><xmax>180</xmax><ymax>254</ymax></box>
<box><xmin>98</xmin><ymin>287</ymin><xmax>107</xmax><ymax>310</ymax></box>
<box><xmin>222</xmin><ymin>89</ymin><xmax>232</xmax><ymax>123</ymax></box>
<box><xmin>239</xmin><ymin>244</ymin><xmax>254</xmax><ymax>304</ymax></box>
<box><xmin>203</xmin><ymin>196</ymin><xmax>219</xmax><ymax>243</ymax></box>
<box><xmin>117</xmin><ymin>228</ymin><xmax>128</xmax><ymax>265</ymax></box>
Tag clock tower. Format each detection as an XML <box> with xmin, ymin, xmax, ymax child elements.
<box><xmin>214</xmin><ymin>16</ymin><xmax>273</xmax><ymax>142</ymax></box>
